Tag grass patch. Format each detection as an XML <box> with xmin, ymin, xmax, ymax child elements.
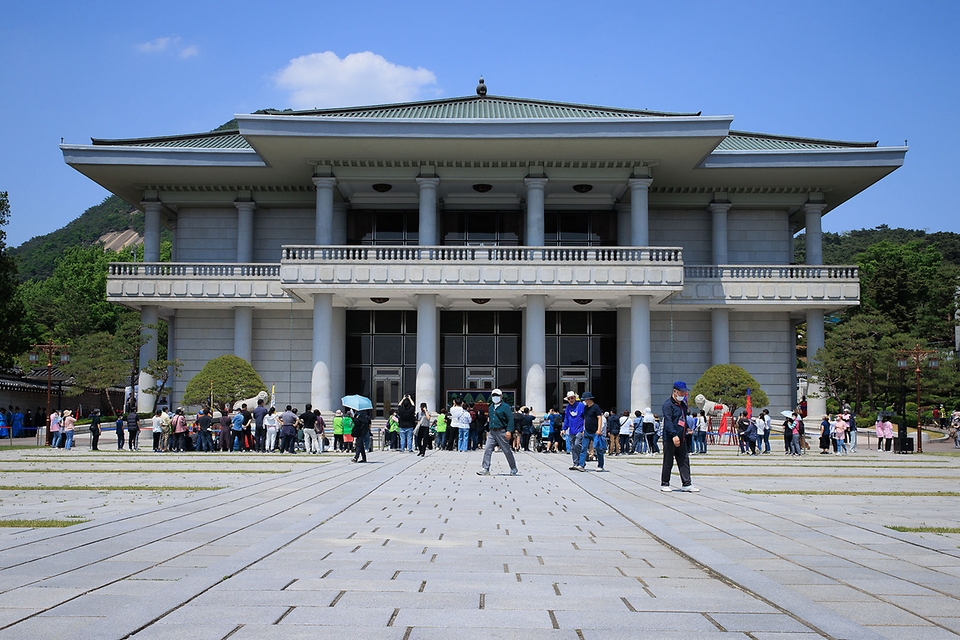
<box><xmin>0</xmin><ymin>518</ymin><xmax>89</xmax><ymax>528</ymax></box>
<box><xmin>0</xmin><ymin>468</ymin><xmax>286</xmax><ymax>474</ymax></box>
<box><xmin>0</xmin><ymin>485</ymin><xmax>224</xmax><ymax>491</ymax></box>
<box><xmin>739</xmin><ymin>490</ymin><xmax>960</xmax><ymax>496</ymax></box>
<box><xmin>886</xmin><ymin>525</ymin><xmax>960</xmax><ymax>534</ymax></box>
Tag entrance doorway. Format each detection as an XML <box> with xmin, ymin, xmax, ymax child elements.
<box><xmin>373</xmin><ymin>368</ymin><xmax>401</xmax><ymax>418</ymax></box>
<box><xmin>466</xmin><ymin>368</ymin><xmax>495</xmax><ymax>390</ymax></box>
<box><xmin>559</xmin><ymin>368</ymin><xmax>588</xmax><ymax>406</ymax></box>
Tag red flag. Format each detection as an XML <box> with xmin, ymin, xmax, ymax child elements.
<box><xmin>746</xmin><ymin>387</ymin><xmax>752</xmax><ymax>420</ymax></box>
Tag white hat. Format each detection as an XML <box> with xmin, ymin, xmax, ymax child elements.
<box><xmin>644</xmin><ymin>407</ymin><xmax>651</xmax><ymax>414</ymax></box>
<box><xmin>491</xmin><ymin>389</ymin><xmax>502</xmax><ymax>396</ymax></box>
<box><xmin>566</xmin><ymin>391</ymin><xmax>576</xmax><ymax>399</ymax></box>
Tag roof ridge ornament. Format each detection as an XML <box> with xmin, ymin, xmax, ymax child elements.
<box><xmin>476</xmin><ymin>77</ymin><xmax>487</xmax><ymax>97</ymax></box>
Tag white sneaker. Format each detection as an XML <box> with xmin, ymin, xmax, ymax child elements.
<box><xmin>677</xmin><ymin>485</ymin><xmax>700</xmax><ymax>493</ymax></box>
<box><xmin>660</xmin><ymin>485</ymin><xmax>673</xmax><ymax>492</ymax></box>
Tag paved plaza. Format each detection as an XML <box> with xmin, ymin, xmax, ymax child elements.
<box><xmin>1</xmin><ymin>437</ymin><xmax>959</xmax><ymax>639</ymax></box>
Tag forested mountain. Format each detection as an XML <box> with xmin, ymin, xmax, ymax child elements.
<box><xmin>10</xmin><ymin>195</ymin><xmax>142</xmax><ymax>282</ymax></box>
<box><xmin>795</xmin><ymin>225</ymin><xmax>960</xmax><ymax>266</ymax></box>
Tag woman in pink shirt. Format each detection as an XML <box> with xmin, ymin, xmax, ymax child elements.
<box><xmin>49</xmin><ymin>411</ymin><xmax>61</xmax><ymax>448</ymax></box>
<box><xmin>882</xmin><ymin>418</ymin><xmax>895</xmax><ymax>452</ymax></box>
<box><xmin>832</xmin><ymin>415</ymin><xmax>847</xmax><ymax>455</ymax></box>
<box><xmin>62</xmin><ymin>409</ymin><xmax>76</xmax><ymax>450</ymax></box>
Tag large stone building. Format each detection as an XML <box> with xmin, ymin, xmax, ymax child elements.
<box><xmin>62</xmin><ymin>84</ymin><xmax>905</xmax><ymax>420</ymax></box>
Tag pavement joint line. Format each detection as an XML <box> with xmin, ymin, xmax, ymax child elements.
<box><xmin>0</xmin><ymin>454</ymin><xmax>364</xmax><ymax>587</ymax></box>
<box><xmin>0</xmin><ymin>451</ymin><xmax>345</xmax><ymax>558</ymax></box>
<box><xmin>528</xmin><ymin>453</ymin><xmax>887</xmax><ymax>640</ymax></box>
<box><xmin>42</xmin><ymin>454</ymin><xmax>417</xmax><ymax>640</ymax></box>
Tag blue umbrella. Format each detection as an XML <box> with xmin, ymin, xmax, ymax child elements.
<box><xmin>341</xmin><ymin>394</ymin><xmax>373</xmax><ymax>411</ymax></box>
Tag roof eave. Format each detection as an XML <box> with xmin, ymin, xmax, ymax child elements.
<box><xmin>60</xmin><ymin>144</ymin><xmax>266</xmax><ymax>168</ymax></box>
<box><xmin>700</xmin><ymin>146</ymin><xmax>908</xmax><ymax>169</ymax></box>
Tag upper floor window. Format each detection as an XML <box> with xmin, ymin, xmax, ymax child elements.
<box><xmin>347</xmin><ymin>211</ymin><xmax>419</xmax><ymax>245</ymax></box>
<box><xmin>442</xmin><ymin>211</ymin><xmax>521</xmax><ymax>246</ymax></box>
<box><xmin>544</xmin><ymin>211</ymin><xmax>617</xmax><ymax>246</ymax></box>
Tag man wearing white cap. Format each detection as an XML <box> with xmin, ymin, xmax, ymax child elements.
<box><xmin>477</xmin><ymin>389</ymin><xmax>518</xmax><ymax>476</ymax></box>
<box><xmin>562</xmin><ymin>391</ymin><xmax>585</xmax><ymax>470</ymax></box>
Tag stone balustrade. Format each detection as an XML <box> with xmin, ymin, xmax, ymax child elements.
<box><xmin>106</xmin><ymin>262</ymin><xmax>290</xmax><ymax>306</ymax></box>
<box><xmin>676</xmin><ymin>264</ymin><xmax>860</xmax><ymax>308</ymax></box>
<box><xmin>281</xmin><ymin>246</ymin><xmax>683</xmax><ymax>264</ymax></box>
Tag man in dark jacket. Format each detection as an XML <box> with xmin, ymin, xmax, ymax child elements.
<box><xmin>477</xmin><ymin>389</ymin><xmax>518</xmax><ymax>476</ymax></box>
<box><xmin>352</xmin><ymin>409</ymin><xmax>371</xmax><ymax>463</ymax></box>
<box><xmin>660</xmin><ymin>381</ymin><xmax>699</xmax><ymax>493</ymax></box>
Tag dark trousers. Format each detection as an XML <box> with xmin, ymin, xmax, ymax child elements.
<box><xmin>353</xmin><ymin>429</ymin><xmax>367</xmax><ymax>461</ymax></box>
<box><xmin>90</xmin><ymin>428</ymin><xmax>100</xmax><ymax>451</ymax></box>
<box><xmin>281</xmin><ymin>434</ymin><xmax>296</xmax><ymax>453</ymax></box>
<box><xmin>416</xmin><ymin>430</ymin><xmax>430</xmax><ymax>455</ymax></box>
<box><xmin>255</xmin><ymin>427</ymin><xmax>266</xmax><ymax>452</ymax></box>
<box><xmin>128</xmin><ymin>428</ymin><xmax>139</xmax><ymax>450</ymax></box>
<box><xmin>196</xmin><ymin>430</ymin><xmax>213</xmax><ymax>452</ymax></box>
<box><xmin>661</xmin><ymin>435</ymin><xmax>692</xmax><ymax>487</ymax></box>
<box><xmin>116</xmin><ymin>427</ymin><xmax>124</xmax><ymax>450</ymax></box>
<box><xmin>521</xmin><ymin>433</ymin><xmax>531</xmax><ymax>451</ymax></box>
<box><xmin>153</xmin><ymin>432</ymin><xmax>161</xmax><ymax>451</ymax></box>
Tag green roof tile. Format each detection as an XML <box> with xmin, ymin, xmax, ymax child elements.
<box><xmin>717</xmin><ymin>131</ymin><xmax>878</xmax><ymax>151</ymax></box>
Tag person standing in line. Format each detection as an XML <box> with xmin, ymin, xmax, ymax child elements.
<box><xmin>231</xmin><ymin>407</ymin><xmax>245</xmax><ymax>452</ymax></box>
<box><xmin>263</xmin><ymin>407</ymin><xmax>279</xmax><ymax>452</ymax></box>
<box><xmin>196</xmin><ymin>409</ymin><xmax>214</xmax><ymax>452</ymax></box>
<box><xmin>563</xmin><ymin>391</ymin><xmax>585</xmax><ymax>471</ymax></box>
<box><xmin>113</xmin><ymin>412</ymin><xmax>124</xmax><ymax>450</ymax></box>
<box><xmin>151</xmin><ymin>409</ymin><xmax>163</xmax><ymax>452</ymax></box>
<box><xmin>397</xmin><ymin>396</ymin><xmax>416</xmax><ymax>452</ymax></box>
<box><xmin>415</xmin><ymin>402</ymin><xmax>432</xmax><ymax>456</ymax></box>
<box><xmin>253</xmin><ymin>399</ymin><xmax>268</xmax><ymax>453</ymax></box>
<box><xmin>315</xmin><ymin>409</ymin><xmax>327</xmax><ymax>453</ymax></box>
<box><xmin>238</xmin><ymin>404</ymin><xmax>253</xmax><ymax>451</ymax></box>
<box><xmin>48</xmin><ymin>410</ymin><xmax>61</xmax><ymax>448</ymax></box>
<box><xmin>788</xmin><ymin>412</ymin><xmax>802</xmax><ymax>457</ymax></box>
<box><xmin>279</xmin><ymin>405</ymin><xmax>298</xmax><ymax>454</ymax></box>
<box><xmin>759</xmin><ymin>408</ymin><xmax>771</xmax><ymax>453</ymax></box>
<box><xmin>451</xmin><ymin>398</ymin><xmax>469</xmax><ymax>452</ymax></box>
<box><xmin>660</xmin><ymin>381</ymin><xmax>699</xmax><ymax>492</ymax></box>
<box><xmin>881</xmin><ymin>415</ymin><xmax>894</xmax><ymax>452</ymax></box>
<box><xmin>89</xmin><ymin>409</ymin><xmax>101</xmax><ymax>451</ymax></box>
<box><xmin>217</xmin><ymin>409</ymin><xmax>230</xmax><ymax>452</ymax></box>
<box><xmin>833</xmin><ymin>414</ymin><xmax>848</xmax><ymax>456</ymax></box>
<box><xmin>332</xmin><ymin>410</ymin><xmax>345</xmax><ymax>451</ymax></box>
<box><xmin>60</xmin><ymin>409</ymin><xmax>76</xmax><ymax>450</ymax></box>
<box><xmin>519</xmin><ymin>407</ymin><xmax>535</xmax><ymax>452</ymax></box>
<box><xmin>845</xmin><ymin>411</ymin><xmax>858</xmax><ymax>453</ymax></box>
<box><xmin>576</xmin><ymin>392</ymin><xmax>605</xmax><ymax>472</ymax></box>
<box><xmin>434</xmin><ymin>407</ymin><xmax>448</xmax><ymax>451</ymax></box>
<box><xmin>171</xmin><ymin>408</ymin><xmax>187</xmax><ymax>452</ymax></box>
<box><xmin>352</xmin><ymin>408</ymin><xmax>371</xmax><ymax>463</ymax></box>
<box><xmin>641</xmin><ymin>409</ymin><xmax>657</xmax><ymax>456</ymax></box>
<box><xmin>301</xmin><ymin>403</ymin><xmax>319</xmax><ymax>454</ymax></box>
<box><xmin>477</xmin><ymin>388</ymin><xmax>518</xmax><ymax>476</ymax></box>
<box><xmin>618</xmin><ymin>410</ymin><xmax>632</xmax><ymax>456</ymax></box>
<box><xmin>127</xmin><ymin>408</ymin><xmax>141</xmax><ymax>451</ymax></box>
<box><xmin>819</xmin><ymin>414</ymin><xmax>832</xmax><ymax>454</ymax></box>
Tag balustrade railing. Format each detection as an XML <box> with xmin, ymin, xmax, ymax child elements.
<box><xmin>281</xmin><ymin>245</ymin><xmax>683</xmax><ymax>263</ymax></box>
<box><xmin>684</xmin><ymin>265</ymin><xmax>858</xmax><ymax>279</ymax></box>
<box><xmin>109</xmin><ymin>263</ymin><xmax>281</xmax><ymax>278</ymax></box>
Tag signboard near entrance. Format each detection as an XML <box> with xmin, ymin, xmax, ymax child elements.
<box><xmin>445</xmin><ymin>389</ymin><xmax>516</xmax><ymax>410</ymax></box>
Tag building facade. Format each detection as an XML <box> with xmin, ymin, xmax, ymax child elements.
<box><xmin>62</xmin><ymin>89</ymin><xmax>905</xmax><ymax>420</ymax></box>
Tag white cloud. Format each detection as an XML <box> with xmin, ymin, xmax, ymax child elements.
<box><xmin>137</xmin><ymin>36</ymin><xmax>198</xmax><ymax>59</ymax></box>
<box><xmin>275</xmin><ymin>51</ymin><xmax>438</xmax><ymax>109</ymax></box>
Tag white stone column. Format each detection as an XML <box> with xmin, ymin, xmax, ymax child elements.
<box><xmin>416</xmin><ymin>177</ymin><xmax>440</xmax><ymax>246</ymax></box>
<box><xmin>806</xmin><ymin>308</ymin><xmax>827</xmax><ymax>420</ymax></box>
<box><xmin>311</xmin><ymin>293</ymin><xmax>333</xmax><ymax>415</ymax></box>
<box><xmin>332</xmin><ymin>203</ymin><xmax>348</xmax><ymax>246</ymax></box>
<box><xmin>711</xmin><ymin>308</ymin><xmax>730</xmax><ymax>366</ymax></box>
<box><xmin>331</xmin><ymin>307</ymin><xmax>346</xmax><ymax>406</ymax></box>
<box><xmin>137</xmin><ymin>305</ymin><xmax>159</xmax><ymax>413</ymax></box>
<box><xmin>804</xmin><ymin>203</ymin><xmax>825</xmax><ymax>265</ymax></box>
<box><xmin>524</xmin><ymin>177</ymin><xmax>548</xmax><ymax>246</ymax></box>
<box><xmin>234</xmin><ymin>307</ymin><xmax>253</xmax><ymax>363</ymax></box>
<box><xmin>313</xmin><ymin>176</ymin><xmax>337</xmax><ymax>246</ymax></box>
<box><xmin>616</xmin><ymin>204</ymin><xmax>631</xmax><ymax>247</ymax></box>
<box><xmin>630</xmin><ymin>295</ymin><xmax>652</xmax><ymax>413</ymax></box>
<box><xmin>142</xmin><ymin>201</ymin><xmax>162</xmax><ymax>262</ymax></box>
<box><xmin>617</xmin><ymin>307</ymin><xmax>631</xmax><ymax>412</ymax></box>
<box><xmin>709</xmin><ymin>202</ymin><xmax>731</xmax><ymax>264</ymax></box>
<box><xmin>628</xmin><ymin>178</ymin><xmax>653</xmax><ymax>246</ymax></box>
<box><xmin>235</xmin><ymin>201</ymin><xmax>256</xmax><ymax>262</ymax></box>
<box><xmin>523</xmin><ymin>295</ymin><xmax>546</xmax><ymax>412</ymax></box>
<box><xmin>416</xmin><ymin>294</ymin><xmax>438</xmax><ymax>412</ymax></box>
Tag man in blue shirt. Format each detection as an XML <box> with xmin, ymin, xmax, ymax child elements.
<box><xmin>477</xmin><ymin>388</ymin><xmax>518</xmax><ymax>476</ymax></box>
<box><xmin>576</xmin><ymin>392</ymin><xmax>605</xmax><ymax>472</ymax></box>
<box><xmin>563</xmin><ymin>391</ymin><xmax>585</xmax><ymax>471</ymax></box>
<box><xmin>660</xmin><ymin>381</ymin><xmax>699</xmax><ymax>493</ymax></box>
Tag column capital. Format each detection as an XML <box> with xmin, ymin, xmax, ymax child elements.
<box><xmin>708</xmin><ymin>201</ymin><xmax>732</xmax><ymax>215</ymax></box>
<box><xmin>234</xmin><ymin>200</ymin><xmax>257</xmax><ymax>212</ymax></box>
<box><xmin>627</xmin><ymin>177</ymin><xmax>653</xmax><ymax>191</ymax></box>
<box><xmin>416</xmin><ymin>176</ymin><xmax>440</xmax><ymax>189</ymax></box>
<box><xmin>523</xmin><ymin>176</ymin><xmax>549</xmax><ymax>190</ymax></box>
<box><xmin>802</xmin><ymin>202</ymin><xmax>826</xmax><ymax>215</ymax></box>
<box><xmin>312</xmin><ymin>176</ymin><xmax>338</xmax><ymax>190</ymax></box>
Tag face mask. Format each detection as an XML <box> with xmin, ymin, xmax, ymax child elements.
<box><xmin>491</xmin><ymin>395</ymin><xmax>501</xmax><ymax>404</ymax></box>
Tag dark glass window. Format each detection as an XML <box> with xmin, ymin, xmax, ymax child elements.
<box><xmin>346</xmin><ymin>310</ymin><xmax>371</xmax><ymax>334</ymax></box>
<box><xmin>592</xmin><ymin>311</ymin><xmax>617</xmax><ymax>335</ymax></box>
<box><xmin>497</xmin><ymin>336</ymin><xmax>519</xmax><ymax>366</ymax></box>
<box><xmin>347</xmin><ymin>211</ymin><xmax>418</xmax><ymax>245</ymax></box>
<box><xmin>559</xmin><ymin>337</ymin><xmax>589</xmax><ymax>366</ymax></box>
<box><xmin>499</xmin><ymin>311</ymin><xmax>521</xmax><ymax>335</ymax></box>
<box><xmin>468</xmin><ymin>312</ymin><xmax>496</xmax><ymax>334</ymax></box>
<box><xmin>404</xmin><ymin>337</ymin><xmax>417</xmax><ymax>363</ymax></box>
<box><xmin>466</xmin><ymin>336</ymin><xmax>497</xmax><ymax>365</ymax></box>
<box><xmin>546</xmin><ymin>311</ymin><xmax>617</xmax><ymax>409</ymax></box>
<box><xmin>441</xmin><ymin>311</ymin><xmax>464</xmax><ymax>334</ymax></box>
<box><xmin>374</xmin><ymin>336</ymin><xmax>403</xmax><ymax>364</ymax></box>
<box><xmin>443</xmin><ymin>367</ymin><xmax>464</xmax><ymax>392</ymax></box>
<box><xmin>544</xmin><ymin>211</ymin><xmax>617</xmax><ymax>247</ymax></box>
<box><xmin>444</xmin><ymin>336</ymin><xmax>464</xmax><ymax>365</ymax></box>
<box><xmin>545</xmin><ymin>336</ymin><xmax>558</xmax><ymax>366</ymax></box>
<box><xmin>442</xmin><ymin>211</ymin><xmax>522</xmax><ymax>246</ymax></box>
<box><xmin>561</xmin><ymin>313</ymin><xmax>588</xmax><ymax>335</ymax></box>
<box><xmin>375</xmin><ymin>311</ymin><xmax>403</xmax><ymax>334</ymax></box>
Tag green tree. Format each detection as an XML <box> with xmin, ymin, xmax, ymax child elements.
<box><xmin>61</xmin><ymin>331</ymin><xmax>130</xmax><ymax>418</ymax></box>
<box><xmin>181</xmin><ymin>355</ymin><xmax>266</xmax><ymax>411</ymax></box>
<box><xmin>0</xmin><ymin>192</ymin><xmax>30</xmax><ymax>366</ymax></box>
<box><xmin>692</xmin><ymin>365</ymin><xmax>769</xmax><ymax>415</ymax></box>
<box><xmin>141</xmin><ymin>358</ymin><xmax>183</xmax><ymax>405</ymax></box>
<box><xmin>855</xmin><ymin>240</ymin><xmax>957</xmax><ymax>342</ymax></box>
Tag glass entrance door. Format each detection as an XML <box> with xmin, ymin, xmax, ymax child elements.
<box><xmin>373</xmin><ymin>368</ymin><xmax>401</xmax><ymax>418</ymax></box>
<box><xmin>559</xmin><ymin>368</ymin><xmax>588</xmax><ymax>406</ymax></box>
<box><xmin>466</xmin><ymin>368</ymin><xmax>495</xmax><ymax>390</ymax></box>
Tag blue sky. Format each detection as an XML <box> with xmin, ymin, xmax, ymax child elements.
<box><xmin>2</xmin><ymin>0</ymin><xmax>957</xmax><ymax>247</ymax></box>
